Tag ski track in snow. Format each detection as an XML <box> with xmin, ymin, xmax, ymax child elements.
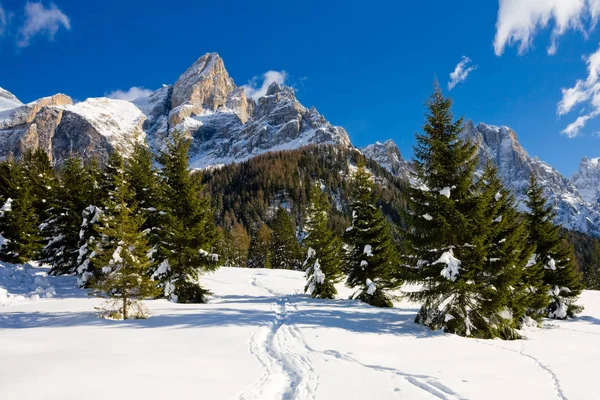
<box><xmin>475</xmin><ymin>340</ymin><xmax>567</xmax><ymax>400</ymax></box>
<box><xmin>237</xmin><ymin>276</ymin><xmax>318</xmax><ymax>400</ymax></box>
<box><xmin>241</xmin><ymin>274</ymin><xmax>466</xmax><ymax>400</ymax></box>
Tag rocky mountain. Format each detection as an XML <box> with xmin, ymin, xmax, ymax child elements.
<box><xmin>460</xmin><ymin>122</ymin><xmax>600</xmax><ymax>235</ymax></box>
<box><xmin>360</xmin><ymin>140</ymin><xmax>411</xmax><ymax>180</ymax></box>
<box><xmin>0</xmin><ymin>53</ymin><xmax>350</xmax><ymax>168</ymax></box>
<box><xmin>1</xmin><ymin>52</ymin><xmax>599</xmax><ymax>236</ymax></box>
<box><xmin>572</xmin><ymin>157</ymin><xmax>600</xmax><ymax>207</ymax></box>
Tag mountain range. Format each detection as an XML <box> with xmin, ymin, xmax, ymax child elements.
<box><xmin>1</xmin><ymin>52</ymin><xmax>599</xmax><ymax>236</ymax></box>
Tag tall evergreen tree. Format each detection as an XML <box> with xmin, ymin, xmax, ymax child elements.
<box><xmin>526</xmin><ymin>175</ymin><xmax>583</xmax><ymax>319</ymax></box>
<box><xmin>0</xmin><ymin>161</ymin><xmax>43</xmax><ymax>263</ymax></box>
<box><xmin>473</xmin><ymin>164</ymin><xmax>546</xmax><ymax>336</ymax></box>
<box><xmin>74</xmin><ymin>159</ymin><xmax>106</xmax><ymax>286</ymax></box>
<box><xmin>89</xmin><ymin>157</ymin><xmax>160</xmax><ymax>319</ymax></box>
<box><xmin>402</xmin><ymin>85</ymin><xmax>530</xmax><ymax>338</ymax></box>
<box><xmin>587</xmin><ymin>242</ymin><xmax>600</xmax><ymax>290</ymax></box>
<box><xmin>20</xmin><ymin>149</ymin><xmax>56</xmax><ymax>226</ymax></box>
<box><xmin>343</xmin><ymin>165</ymin><xmax>400</xmax><ymax>307</ymax></box>
<box><xmin>156</xmin><ymin>131</ymin><xmax>220</xmax><ymax>303</ymax></box>
<box><xmin>248</xmin><ymin>223</ymin><xmax>272</xmax><ymax>268</ymax></box>
<box><xmin>42</xmin><ymin>158</ymin><xmax>100</xmax><ymax>275</ymax></box>
<box><xmin>125</xmin><ymin>143</ymin><xmax>165</xmax><ymax>269</ymax></box>
<box><xmin>269</xmin><ymin>207</ymin><xmax>302</xmax><ymax>270</ymax></box>
<box><xmin>303</xmin><ymin>186</ymin><xmax>343</xmax><ymax>299</ymax></box>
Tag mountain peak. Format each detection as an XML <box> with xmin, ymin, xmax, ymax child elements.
<box><xmin>171</xmin><ymin>52</ymin><xmax>234</xmax><ymax>111</ymax></box>
<box><xmin>361</xmin><ymin>139</ymin><xmax>409</xmax><ymax>178</ymax></box>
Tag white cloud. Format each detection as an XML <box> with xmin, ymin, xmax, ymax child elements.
<box><xmin>494</xmin><ymin>0</ymin><xmax>600</xmax><ymax>56</ymax></box>
<box><xmin>242</xmin><ymin>70</ymin><xmax>288</xmax><ymax>100</ymax></box>
<box><xmin>18</xmin><ymin>1</ymin><xmax>71</xmax><ymax>48</ymax></box>
<box><xmin>557</xmin><ymin>44</ymin><xmax>600</xmax><ymax>137</ymax></box>
<box><xmin>448</xmin><ymin>56</ymin><xmax>477</xmax><ymax>90</ymax></box>
<box><xmin>105</xmin><ymin>86</ymin><xmax>153</xmax><ymax>101</ymax></box>
<box><xmin>0</xmin><ymin>4</ymin><xmax>7</xmax><ymax>37</ymax></box>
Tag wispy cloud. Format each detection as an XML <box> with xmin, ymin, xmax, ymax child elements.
<box><xmin>448</xmin><ymin>56</ymin><xmax>477</xmax><ymax>90</ymax></box>
<box><xmin>106</xmin><ymin>86</ymin><xmax>153</xmax><ymax>101</ymax></box>
<box><xmin>0</xmin><ymin>4</ymin><xmax>7</xmax><ymax>37</ymax></box>
<box><xmin>18</xmin><ymin>1</ymin><xmax>71</xmax><ymax>48</ymax></box>
<box><xmin>494</xmin><ymin>0</ymin><xmax>600</xmax><ymax>56</ymax></box>
<box><xmin>557</xmin><ymin>44</ymin><xmax>600</xmax><ymax>137</ymax></box>
<box><xmin>242</xmin><ymin>70</ymin><xmax>287</xmax><ymax>100</ymax></box>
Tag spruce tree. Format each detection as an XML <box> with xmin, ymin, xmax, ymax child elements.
<box><xmin>303</xmin><ymin>186</ymin><xmax>343</xmax><ymax>299</ymax></box>
<box><xmin>20</xmin><ymin>149</ymin><xmax>56</xmax><ymax>226</ymax></box>
<box><xmin>42</xmin><ymin>158</ymin><xmax>100</xmax><ymax>275</ymax></box>
<box><xmin>89</xmin><ymin>157</ymin><xmax>160</xmax><ymax>319</ymax></box>
<box><xmin>343</xmin><ymin>164</ymin><xmax>400</xmax><ymax>307</ymax></box>
<box><xmin>156</xmin><ymin>131</ymin><xmax>220</xmax><ymax>303</ymax></box>
<box><xmin>473</xmin><ymin>164</ymin><xmax>545</xmax><ymax>336</ymax></box>
<box><xmin>230</xmin><ymin>222</ymin><xmax>251</xmax><ymax>267</ymax></box>
<box><xmin>74</xmin><ymin>159</ymin><xmax>106</xmax><ymax>286</ymax></box>
<box><xmin>269</xmin><ymin>207</ymin><xmax>302</xmax><ymax>270</ymax></box>
<box><xmin>402</xmin><ymin>85</ymin><xmax>529</xmax><ymax>338</ymax></box>
<box><xmin>526</xmin><ymin>175</ymin><xmax>583</xmax><ymax>319</ymax></box>
<box><xmin>0</xmin><ymin>161</ymin><xmax>43</xmax><ymax>263</ymax></box>
<box><xmin>585</xmin><ymin>242</ymin><xmax>600</xmax><ymax>289</ymax></box>
<box><xmin>125</xmin><ymin>143</ymin><xmax>164</xmax><ymax>261</ymax></box>
<box><xmin>248</xmin><ymin>223</ymin><xmax>272</xmax><ymax>268</ymax></box>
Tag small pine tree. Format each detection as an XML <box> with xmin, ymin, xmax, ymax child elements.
<box><xmin>248</xmin><ymin>223</ymin><xmax>272</xmax><ymax>268</ymax></box>
<box><xmin>303</xmin><ymin>186</ymin><xmax>343</xmax><ymax>299</ymax></box>
<box><xmin>343</xmin><ymin>165</ymin><xmax>400</xmax><ymax>307</ymax></box>
<box><xmin>89</xmin><ymin>158</ymin><xmax>160</xmax><ymax>319</ymax></box>
<box><xmin>156</xmin><ymin>131</ymin><xmax>220</xmax><ymax>303</ymax></box>
<box><xmin>269</xmin><ymin>207</ymin><xmax>302</xmax><ymax>270</ymax></box>
<box><xmin>526</xmin><ymin>175</ymin><xmax>583</xmax><ymax>319</ymax></box>
<box><xmin>230</xmin><ymin>222</ymin><xmax>251</xmax><ymax>267</ymax></box>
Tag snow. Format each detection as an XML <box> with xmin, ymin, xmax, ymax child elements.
<box><xmin>363</xmin><ymin>244</ymin><xmax>373</xmax><ymax>257</ymax></box>
<box><xmin>526</xmin><ymin>253</ymin><xmax>537</xmax><ymax>268</ymax></box>
<box><xmin>494</xmin><ymin>215</ymin><xmax>503</xmax><ymax>223</ymax></box>
<box><xmin>546</xmin><ymin>257</ymin><xmax>557</xmax><ymax>271</ymax></box>
<box><xmin>495</xmin><ymin>192</ymin><xmax>502</xmax><ymax>201</ymax></box>
<box><xmin>60</xmin><ymin>98</ymin><xmax>146</xmax><ymax>153</ymax></box>
<box><xmin>2</xmin><ymin>265</ymin><xmax>600</xmax><ymax>399</ymax></box>
<box><xmin>422</xmin><ymin>213</ymin><xmax>433</xmax><ymax>221</ymax></box>
<box><xmin>433</xmin><ymin>250</ymin><xmax>461</xmax><ymax>281</ymax></box>
<box><xmin>365</xmin><ymin>278</ymin><xmax>377</xmax><ymax>295</ymax></box>
<box><xmin>439</xmin><ymin>187</ymin><xmax>451</xmax><ymax>198</ymax></box>
<box><xmin>0</xmin><ymin>198</ymin><xmax>12</xmax><ymax>215</ymax></box>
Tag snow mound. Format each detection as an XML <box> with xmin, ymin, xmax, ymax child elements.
<box><xmin>0</xmin><ymin>262</ymin><xmax>56</xmax><ymax>306</ymax></box>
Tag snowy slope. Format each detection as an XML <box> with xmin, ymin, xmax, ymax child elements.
<box><xmin>0</xmin><ymin>87</ymin><xmax>22</xmax><ymax>112</ymax></box>
<box><xmin>61</xmin><ymin>98</ymin><xmax>147</xmax><ymax>153</ymax></box>
<box><xmin>1</xmin><ymin>265</ymin><xmax>599</xmax><ymax>399</ymax></box>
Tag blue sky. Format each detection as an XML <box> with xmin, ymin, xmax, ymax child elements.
<box><xmin>1</xmin><ymin>0</ymin><xmax>600</xmax><ymax>175</ymax></box>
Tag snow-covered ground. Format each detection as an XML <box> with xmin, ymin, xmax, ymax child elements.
<box><xmin>1</xmin><ymin>264</ymin><xmax>599</xmax><ymax>399</ymax></box>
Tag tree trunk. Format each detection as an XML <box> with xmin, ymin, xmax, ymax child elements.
<box><xmin>123</xmin><ymin>296</ymin><xmax>128</xmax><ymax>320</ymax></box>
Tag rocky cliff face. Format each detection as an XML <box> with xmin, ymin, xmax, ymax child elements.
<box><xmin>461</xmin><ymin>121</ymin><xmax>600</xmax><ymax>235</ymax></box>
<box><xmin>132</xmin><ymin>52</ymin><xmax>351</xmax><ymax>168</ymax></box>
<box><xmin>0</xmin><ymin>94</ymin><xmax>145</xmax><ymax>164</ymax></box>
<box><xmin>572</xmin><ymin>157</ymin><xmax>600</xmax><ymax>207</ymax></box>
<box><xmin>361</xmin><ymin>140</ymin><xmax>411</xmax><ymax>180</ymax></box>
